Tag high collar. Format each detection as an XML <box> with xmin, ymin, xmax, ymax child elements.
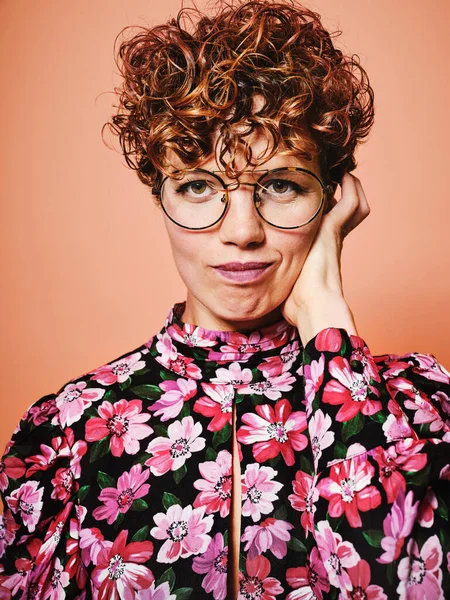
<box><xmin>161</xmin><ymin>301</ymin><xmax>301</xmax><ymax>363</ymax></box>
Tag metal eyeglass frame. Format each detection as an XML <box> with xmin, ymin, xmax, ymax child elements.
<box><xmin>152</xmin><ymin>166</ymin><xmax>335</xmax><ymax>231</ymax></box>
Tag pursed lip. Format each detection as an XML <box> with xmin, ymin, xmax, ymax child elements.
<box><xmin>213</xmin><ymin>262</ymin><xmax>272</xmax><ymax>271</ymax></box>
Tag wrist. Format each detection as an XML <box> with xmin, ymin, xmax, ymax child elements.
<box><xmin>294</xmin><ymin>295</ymin><xmax>358</xmax><ymax>347</ymax></box>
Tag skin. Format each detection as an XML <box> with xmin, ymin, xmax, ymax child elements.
<box><xmin>161</xmin><ymin>129</ymin><xmax>345</xmax><ymax>333</ymax></box>
<box><xmin>159</xmin><ymin>126</ymin><xmax>371</xmax><ymax>598</ymax></box>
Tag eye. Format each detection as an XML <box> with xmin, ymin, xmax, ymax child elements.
<box><xmin>187</xmin><ymin>181</ymin><xmax>208</xmax><ymax>195</ymax></box>
<box><xmin>268</xmin><ymin>180</ymin><xmax>292</xmax><ymax>194</ymax></box>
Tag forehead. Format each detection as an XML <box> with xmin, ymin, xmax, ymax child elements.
<box><xmin>166</xmin><ymin>127</ymin><xmax>320</xmax><ymax>175</ymax></box>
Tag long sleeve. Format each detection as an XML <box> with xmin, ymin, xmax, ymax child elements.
<box><xmin>302</xmin><ymin>326</ymin><xmax>450</xmax><ymax>599</ymax></box>
<box><xmin>0</xmin><ymin>394</ymin><xmax>84</xmax><ymax>598</ymax></box>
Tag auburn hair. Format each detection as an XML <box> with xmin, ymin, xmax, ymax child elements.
<box><xmin>103</xmin><ymin>0</ymin><xmax>374</xmax><ymax>191</ymax></box>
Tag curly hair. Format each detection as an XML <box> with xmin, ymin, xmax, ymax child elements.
<box><xmin>103</xmin><ymin>0</ymin><xmax>374</xmax><ymax>192</ymax></box>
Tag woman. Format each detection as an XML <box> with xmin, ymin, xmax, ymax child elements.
<box><xmin>0</xmin><ymin>1</ymin><xmax>449</xmax><ymax>598</ymax></box>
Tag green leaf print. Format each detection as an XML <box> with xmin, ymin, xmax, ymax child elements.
<box><xmin>174</xmin><ymin>588</ymin><xmax>193</xmax><ymax>599</ymax></box>
<box><xmin>162</xmin><ymin>492</ymin><xmax>182</xmax><ymax>511</ymax></box>
<box><xmin>97</xmin><ymin>471</ymin><xmax>116</xmax><ymax>490</ymax></box>
<box><xmin>89</xmin><ymin>437</ymin><xmax>110</xmax><ymax>463</ymax></box>
<box><xmin>131</xmin><ymin>499</ymin><xmax>148</xmax><ymax>511</ymax></box>
<box><xmin>212</xmin><ymin>423</ymin><xmax>232</xmax><ymax>450</ymax></box>
<box><xmin>362</xmin><ymin>529</ymin><xmax>383</xmax><ymax>548</ymax></box>
<box><xmin>157</xmin><ymin>567</ymin><xmax>176</xmax><ymax>591</ymax></box>
<box><xmin>173</xmin><ymin>464</ymin><xmax>187</xmax><ymax>484</ymax></box>
<box><xmin>131</xmin><ymin>526</ymin><xmax>150</xmax><ymax>542</ymax></box>
<box><xmin>341</xmin><ymin>412</ymin><xmax>364</xmax><ymax>443</ymax></box>
<box><xmin>130</xmin><ymin>384</ymin><xmax>162</xmax><ymax>401</ymax></box>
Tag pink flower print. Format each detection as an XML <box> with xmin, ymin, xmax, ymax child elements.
<box><xmin>24</xmin><ymin>433</ymin><xmax>71</xmax><ymax>478</ymax></box>
<box><xmin>41</xmin><ymin>556</ymin><xmax>70</xmax><ymax>599</ymax></box>
<box><xmin>339</xmin><ymin>559</ymin><xmax>387</xmax><ymax>600</ymax></box>
<box><xmin>145</xmin><ymin>416</ymin><xmax>205</xmax><ymax>476</ymax></box>
<box><xmin>79</xmin><ymin>527</ymin><xmax>106</xmax><ymax>567</ymax></box>
<box><xmin>91</xmin><ymin>530</ymin><xmax>154</xmax><ymax>598</ymax></box>
<box><xmin>285</xmin><ymin>547</ymin><xmax>330</xmax><ymax>600</ymax></box>
<box><xmin>210</xmin><ymin>362</ymin><xmax>253</xmax><ymax>386</ymax></box>
<box><xmin>149</xmin><ymin>378</ymin><xmax>197</xmax><ymax>422</ymax></box>
<box><xmin>242</xmin><ymin>518</ymin><xmax>293</xmax><ymax>559</ymax></box>
<box><xmin>308</xmin><ymin>409</ymin><xmax>335</xmax><ymax>470</ymax></box>
<box><xmin>137</xmin><ymin>581</ymin><xmax>177</xmax><ymax>599</ymax></box>
<box><xmin>238</xmin><ymin>371</ymin><xmax>296</xmax><ymax>401</ymax></box>
<box><xmin>217</xmin><ymin>330</ymin><xmax>276</xmax><ymax>361</ymax></box>
<box><xmin>0</xmin><ymin>455</ymin><xmax>26</xmax><ymax>492</ymax></box>
<box><xmin>238</xmin><ymin>555</ymin><xmax>283</xmax><ymax>599</ymax></box>
<box><xmin>35</xmin><ymin>502</ymin><xmax>74</xmax><ymax>567</ymax></box>
<box><xmin>314</xmin><ymin>520</ymin><xmax>360</xmax><ymax>591</ymax></box>
<box><xmin>348</xmin><ymin>338</ymin><xmax>381</xmax><ymax>384</ymax></box>
<box><xmin>288</xmin><ymin>470</ymin><xmax>319</xmax><ymax>537</ymax></box>
<box><xmin>381</xmin><ymin>400</ymin><xmax>414</xmax><ymax>443</ymax></box>
<box><xmin>256</xmin><ymin>342</ymin><xmax>300</xmax><ymax>377</ymax></box>
<box><xmin>193</xmin><ymin>450</ymin><xmax>232</xmax><ymax>517</ymax></box>
<box><xmin>155</xmin><ymin>333</ymin><xmax>202</xmax><ymax>379</ymax></box>
<box><xmin>241</xmin><ymin>464</ymin><xmax>283</xmax><ymax>522</ymax></box>
<box><xmin>0</xmin><ymin>510</ymin><xmax>20</xmax><ymax>555</ymax></box>
<box><xmin>322</xmin><ymin>356</ymin><xmax>382</xmax><ymax>422</ymax></box>
<box><xmin>167</xmin><ymin>322</ymin><xmax>217</xmax><ymax>347</ymax></box>
<box><xmin>372</xmin><ymin>438</ymin><xmax>427</xmax><ymax>503</ymax></box>
<box><xmin>90</xmin><ymin>352</ymin><xmax>146</xmax><ymax>385</ymax></box>
<box><xmin>303</xmin><ymin>354</ymin><xmax>325</xmax><ymax>417</ymax></box>
<box><xmin>418</xmin><ymin>487</ymin><xmax>438</xmax><ymax>528</ymax></box>
<box><xmin>378</xmin><ymin>490</ymin><xmax>419</xmax><ymax>564</ymax></box>
<box><xmin>92</xmin><ymin>464</ymin><xmax>151</xmax><ymax>525</ymax></box>
<box><xmin>317</xmin><ymin>453</ymin><xmax>381</xmax><ymax>528</ymax></box>
<box><xmin>192</xmin><ymin>532</ymin><xmax>228</xmax><ymax>600</ymax></box>
<box><xmin>6</xmin><ymin>480</ymin><xmax>43</xmax><ymax>533</ymax></box>
<box><xmin>411</xmin><ymin>353</ymin><xmax>450</xmax><ymax>384</ymax></box>
<box><xmin>150</xmin><ymin>504</ymin><xmax>213</xmax><ymax>563</ymax></box>
<box><xmin>55</xmin><ymin>381</ymin><xmax>105</xmax><ymax>427</ymax></box>
<box><xmin>193</xmin><ymin>383</ymin><xmax>234</xmax><ymax>431</ymax></box>
<box><xmin>85</xmin><ymin>399</ymin><xmax>153</xmax><ymax>458</ymax></box>
<box><xmin>237</xmin><ymin>399</ymin><xmax>307</xmax><ymax>466</ymax></box>
<box><xmin>397</xmin><ymin>535</ymin><xmax>444</xmax><ymax>599</ymax></box>
<box><xmin>66</xmin><ymin>512</ymin><xmax>88</xmax><ymax>591</ymax></box>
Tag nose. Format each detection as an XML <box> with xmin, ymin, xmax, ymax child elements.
<box><xmin>218</xmin><ymin>184</ymin><xmax>265</xmax><ymax>247</ymax></box>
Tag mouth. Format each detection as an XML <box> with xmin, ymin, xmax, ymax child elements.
<box><xmin>212</xmin><ymin>262</ymin><xmax>273</xmax><ymax>283</ymax></box>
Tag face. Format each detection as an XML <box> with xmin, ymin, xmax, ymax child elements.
<box><xmin>160</xmin><ymin>130</ymin><xmax>331</xmax><ymax>332</ymax></box>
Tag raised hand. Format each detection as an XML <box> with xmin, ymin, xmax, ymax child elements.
<box><xmin>280</xmin><ymin>172</ymin><xmax>371</xmax><ymax>345</ymax></box>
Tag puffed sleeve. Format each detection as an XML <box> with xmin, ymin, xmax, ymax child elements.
<box><xmin>302</xmin><ymin>327</ymin><xmax>450</xmax><ymax>598</ymax></box>
<box><xmin>0</xmin><ymin>394</ymin><xmax>86</xmax><ymax>598</ymax></box>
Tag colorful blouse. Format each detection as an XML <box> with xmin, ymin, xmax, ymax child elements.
<box><xmin>0</xmin><ymin>301</ymin><xmax>449</xmax><ymax>600</ymax></box>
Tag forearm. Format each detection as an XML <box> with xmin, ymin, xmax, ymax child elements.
<box><xmin>294</xmin><ymin>294</ymin><xmax>359</xmax><ymax>347</ymax></box>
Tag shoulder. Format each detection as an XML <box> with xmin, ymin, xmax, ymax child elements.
<box><xmin>373</xmin><ymin>348</ymin><xmax>450</xmax><ymax>441</ymax></box>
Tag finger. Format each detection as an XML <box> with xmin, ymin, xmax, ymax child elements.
<box><xmin>337</xmin><ymin>173</ymin><xmax>370</xmax><ymax>236</ymax></box>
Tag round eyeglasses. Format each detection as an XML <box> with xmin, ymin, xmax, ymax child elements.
<box><xmin>152</xmin><ymin>167</ymin><xmax>334</xmax><ymax>230</ymax></box>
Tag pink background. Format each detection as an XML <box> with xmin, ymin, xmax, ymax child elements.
<box><xmin>1</xmin><ymin>0</ymin><xmax>449</xmax><ymax>451</ymax></box>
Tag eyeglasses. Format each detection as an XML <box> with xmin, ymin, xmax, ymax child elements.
<box><xmin>152</xmin><ymin>167</ymin><xmax>334</xmax><ymax>230</ymax></box>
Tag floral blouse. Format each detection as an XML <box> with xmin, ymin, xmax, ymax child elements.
<box><xmin>0</xmin><ymin>301</ymin><xmax>449</xmax><ymax>600</ymax></box>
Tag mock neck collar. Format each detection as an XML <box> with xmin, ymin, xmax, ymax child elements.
<box><xmin>161</xmin><ymin>301</ymin><xmax>300</xmax><ymax>363</ymax></box>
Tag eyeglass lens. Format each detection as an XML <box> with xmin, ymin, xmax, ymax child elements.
<box><xmin>160</xmin><ymin>169</ymin><xmax>324</xmax><ymax>229</ymax></box>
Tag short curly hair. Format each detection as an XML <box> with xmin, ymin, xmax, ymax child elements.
<box><xmin>103</xmin><ymin>0</ymin><xmax>374</xmax><ymax>192</ymax></box>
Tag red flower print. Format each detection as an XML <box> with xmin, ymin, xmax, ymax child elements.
<box><xmin>372</xmin><ymin>438</ymin><xmax>427</xmax><ymax>503</ymax></box>
<box><xmin>303</xmin><ymin>354</ymin><xmax>325</xmax><ymax>417</ymax></box>
<box><xmin>322</xmin><ymin>356</ymin><xmax>382</xmax><ymax>422</ymax></box>
<box><xmin>91</xmin><ymin>530</ymin><xmax>154</xmax><ymax>599</ymax></box>
<box><xmin>0</xmin><ymin>455</ymin><xmax>26</xmax><ymax>492</ymax></box>
<box><xmin>417</xmin><ymin>487</ymin><xmax>438</xmax><ymax>528</ymax></box>
<box><xmin>90</xmin><ymin>352</ymin><xmax>146</xmax><ymax>385</ymax></box>
<box><xmin>317</xmin><ymin>452</ymin><xmax>381</xmax><ymax>528</ymax></box>
<box><xmin>0</xmin><ymin>510</ymin><xmax>20</xmax><ymax>556</ymax></box>
<box><xmin>238</xmin><ymin>555</ymin><xmax>283</xmax><ymax>599</ymax></box>
<box><xmin>237</xmin><ymin>399</ymin><xmax>307</xmax><ymax>466</ymax></box>
<box><xmin>397</xmin><ymin>535</ymin><xmax>444</xmax><ymax>599</ymax></box>
<box><xmin>193</xmin><ymin>383</ymin><xmax>234</xmax><ymax>431</ymax></box>
<box><xmin>85</xmin><ymin>399</ymin><xmax>153</xmax><ymax>458</ymax></box>
<box><xmin>285</xmin><ymin>547</ymin><xmax>329</xmax><ymax>600</ymax></box>
<box><xmin>314</xmin><ymin>328</ymin><xmax>343</xmax><ymax>353</ymax></box>
<box><xmin>315</xmin><ymin>520</ymin><xmax>360</xmax><ymax>591</ymax></box>
<box><xmin>339</xmin><ymin>559</ymin><xmax>387</xmax><ymax>600</ymax></box>
<box><xmin>193</xmin><ymin>450</ymin><xmax>232</xmax><ymax>517</ymax></box>
<box><xmin>288</xmin><ymin>470</ymin><xmax>319</xmax><ymax>537</ymax></box>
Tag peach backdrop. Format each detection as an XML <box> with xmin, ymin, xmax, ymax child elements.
<box><xmin>1</xmin><ymin>0</ymin><xmax>449</xmax><ymax>452</ymax></box>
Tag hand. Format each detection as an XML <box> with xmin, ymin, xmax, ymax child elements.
<box><xmin>280</xmin><ymin>172</ymin><xmax>371</xmax><ymax>343</ymax></box>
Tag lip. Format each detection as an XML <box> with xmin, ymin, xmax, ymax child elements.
<box><xmin>212</xmin><ymin>262</ymin><xmax>273</xmax><ymax>283</ymax></box>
